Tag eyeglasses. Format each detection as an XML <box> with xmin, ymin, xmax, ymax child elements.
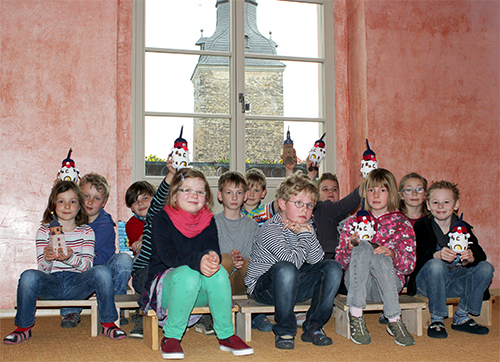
<box><xmin>287</xmin><ymin>200</ymin><xmax>315</xmax><ymax>210</ymax></box>
<box><xmin>402</xmin><ymin>187</ymin><xmax>425</xmax><ymax>195</ymax></box>
<box><xmin>178</xmin><ymin>188</ymin><xmax>206</xmax><ymax>196</ymax></box>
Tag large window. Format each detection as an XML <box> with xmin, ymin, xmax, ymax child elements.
<box><xmin>132</xmin><ymin>0</ymin><xmax>335</xmax><ymax>185</ymax></box>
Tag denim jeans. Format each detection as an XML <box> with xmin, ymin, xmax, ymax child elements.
<box><xmin>251</xmin><ymin>259</ymin><xmax>342</xmax><ymax>336</ymax></box>
<box><xmin>62</xmin><ymin>253</ymin><xmax>133</xmax><ymax>316</ymax></box>
<box><xmin>161</xmin><ymin>265</ymin><xmax>233</xmax><ymax>340</ymax></box>
<box><xmin>15</xmin><ymin>267</ymin><xmax>118</xmax><ymax>328</ymax></box>
<box><xmin>416</xmin><ymin>259</ymin><xmax>494</xmax><ymax>317</ymax></box>
<box><xmin>345</xmin><ymin>241</ymin><xmax>403</xmax><ymax>319</ymax></box>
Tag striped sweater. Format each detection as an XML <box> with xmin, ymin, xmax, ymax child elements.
<box><xmin>132</xmin><ymin>177</ymin><xmax>170</xmax><ymax>273</ymax></box>
<box><xmin>245</xmin><ymin>213</ymin><xmax>324</xmax><ymax>296</ymax></box>
<box><xmin>36</xmin><ymin>224</ymin><xmax>95</xmax><ymax>273</ymax></box>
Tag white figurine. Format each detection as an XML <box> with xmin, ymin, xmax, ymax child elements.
<box><xmin>360</xmin><ymin>139</ymin><xmax>378</xmax><ymax>179</ymax></box>
<box><xmin>171</xmin><ymin>126</ymin><xmax>191</xmax><ymax>171</ymax></box>
<box><xmin>350</xmin><ymin>199</ymin><xmax>376</xmax><ymax>246</ymax></box>
<box><xmin>308</xmin><ymin>133</ymin><xmax>326</xmax><ymax>167</ymax></box>
<box><xmin>448</xmin><ymin>214</ymin><xmax>472</xmax><ymax>254</ymax></box>
<box><xmin>58</xmin><ymin>148</ymin><xmax>79</xmax><ymax>182</ymax></box>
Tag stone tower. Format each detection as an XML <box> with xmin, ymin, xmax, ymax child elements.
<box><xmin>191</xmin><ymin>0</ymin><xmax>285</xmax><ymax>174</ymax></box>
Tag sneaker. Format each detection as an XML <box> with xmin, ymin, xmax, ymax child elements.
<box><xmin>275</xmin><ymin>334</ymin><xmax>295</xmax><ymax>350</ymax></box>
<box><xmin>296</xmin><ymin>312</ymin><xmax>307</xmax><ymax>326</ymax></box>
<box><xmin>451</xmin><ymin>318</ymin><xmax>489</xmax><ymax>335</ymax></box>
<box><xmin>194</xmin><ymin>314</ymin><xmax>214</xmax><ymax>335</ymax></box>
<box><xmin>378</xmin><ymin>312</ymin><xmax>388</xmax><ymax>324</ymax></box>
<box><xmin>61</xmin><ymin>313</ymin><xmax>81</xmax><ymax>328</ymax></box>
<box><xmin>129</xmin><ymin>315</ymin><xmax>143</xmax><ymax>339</ymax></box>
<box><xmin>428</xmin><ymin>321</ymin><xmax>448</xmax><ymax>339</ymax></box>
<box><xmin>130</xmin><ymin>310</ymin><xmax>141</xmax><ymax>324</ymax></box>
<box><xmin>161</xmin><ymin>337</ymin><xmax>184</xmax><ymax>359</ymax></box>
<box><xmin>348</xmin><ymin>312</ymin><xmax>371</xmax><ymax>345</ymax></box>
<box><xmin>387</xmin><ymin>319</ymin><xmax>415</xmax><ymax>346</ymax></box>
<box><xmin>219</xmin><ymin>335</ymin><xmax>254</xmax><ymax>356</ymax></box>
<box><xmin>301</xmin><ymin>327</ymin><xmax>332</xmax><ymax>346</ymax></box>
<box><xmin>102</xmin><ymin>325</ymin><xmax>127</xmax><ymax>340</ymax></box>
<box><xmin>3</xmin><ymin>329</ymin><xmax>32</xmax><ymax>345</ymax></box>
<box><xmin>251</xmin><ymin>313</ymin><xmax>274</xmax><ymax>332</ymax></box>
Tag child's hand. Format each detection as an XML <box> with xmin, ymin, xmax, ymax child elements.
<box><xmin>281</xmin><ymin>219</ymin><xmax>312</xmax><ymax>234</ymax></box>
<box><xmin>231</xmin><ymin>249</ymin><xmax>244</xmax><ymax>269</ymax></box>
<box><xmin>438</xmin><ymin>247</ymin><xmax>457</xmax><ymax>263</ymax></box>
<box><xmin>44</xmin><ymin>246</ymin><xmax>57</xmax><ymax>261</ymax></box>
<box><xmin>374</xmin><ymin>245</ymin><xmax>395</xmax><ymax>259</ymax></box>
<box><xmin>165</xmin><ymin>154</ymin><xmax>175</xmax><ymax>184</ymax></box>
<box><xmin>200</xmin><ymin>251</ymin><xmax>220</xmax><ymax>277</ymax></box>
<box><xmin>282</xmin><ymin>149</ymin><xmax>297</xmax><ymax>176</ymax></box>
<box><xmin>130</xmin><ymin>236</ymin><xmax>143</xmax><ymax>253</ymax></box>
<box><xmin>56</xmin><ymin>248</ymin><xmax>73</xmax><ymax>262</ymax></box>
<box><xmin>460</xmin><ymin>249</ymin><xmax>474</xmax><ymax>266</ymax></box>
<box><xmin>306</xmin><ymin>155</ymin><xmax>319</xmax><ymax>179</ymax></box>
<box><xmin>348</xmin><ymin>233</ymin><xmax>359</xmax><ymax>249</ymax></box>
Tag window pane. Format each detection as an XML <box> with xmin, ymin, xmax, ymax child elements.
<box><xmin>245</xmin><ymin>61</ymin><xmax>320</xmax><ymax>118</ymax></box>
<box><xmin>145</xmin><ymin>0</ymin><xmax>217</xmax><ymax>50</ymax></box>
<box><xmin>145</xmin><ymin>53</ymin><xmax>230</xmax><ymax>114</ymax></box>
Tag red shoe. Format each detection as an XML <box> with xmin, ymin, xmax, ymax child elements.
<box><xmin>102</xmin><ymin>326</ymin><xmax>127</xmax><ymax>340</ymax></box>
<box><xmin>219</xmin><ymin>335</ymin><xmax>254</xmax><ymax>356</ymax></box>
<box><xmin>3</xmin><ymin>329</ymin><xmax>32</xmax><ymax>345</ymax></box>
<box><xmin>161</xmin><ymin>337</ymin><xmax>184</xmax><ymax>359</ymax></box>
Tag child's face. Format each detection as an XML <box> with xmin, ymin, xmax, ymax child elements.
<box><xmin>81</xmin><ymin>183</ymin><xmax>106</xmax><ymax>219</ymax></box>
<box><xmin>174</xmin><ymin>177</ymin><xmax>206</xmax><ymax>215</ymax></box>
<box><xmin>131</xmin><ymin>194</ymin><xmax>152</xmax><ymax>218</ymax></box>
<box><xmin>319</xmin><ymin>179</ymin><xmax>339</xmax><ymax>202</ymax></box>
<box><xmin>400</xmin><ymin>178</ymin><xmax>426</xmax><ymax>209</ymax></box>
<box><xmin>245</xmin><ymin>184</ymin><xmax>267</xmax><ymax>208</ymax></box>
<box><xmin>366</xmin><ymin>185</ymin><xmax>389</xmax><ymax>217</ymax></box>
<box><xmin>278</xmin><ymin>190</ymin><xmax>314</xmax><ymax>224</ymax></box>
<box><xmin>427</xmin><ymin>188</ymin><xmax>459</xmax><ymax>222</ymax></box>
<box><xmin>55</xmin><ymin>189</ymin><xmax>80</xmax><ymax>223</ymax></box>
<box><xmin>218</xmin><ymin>182</ymin><xmax>247</xmax><ymax>211</ymax></box>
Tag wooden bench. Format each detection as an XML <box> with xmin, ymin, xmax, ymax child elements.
<box><xmin>144</xmin><ymin>305</ymin><xmax>240</xmax><ymax>350</ymax></box>
<box><xmin>334</xmin><ymin>295</ymin><xmax>427</xmax><ymax>338</ymax></box>
<box><xmin>234</xmin><ymin>298</ymin><xmax>312</xmax><ymax>342</ymax></box>
<box><xmin>415</xmin><ymin>295</ymin><xmax>494</xmax><ymax>327</ymax></box>
<box><xmin>113</xmin><ymin>294</ymin><xmax>140</xmax><ymax>326</ymax></box>
<box><xmin>15</xmin><ymin>299</ymin><xmax>99</xmax><ymax>337</ymax></box>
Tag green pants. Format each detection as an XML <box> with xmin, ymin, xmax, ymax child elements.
<box><xmin>161</xmin><ymin>265</ymin><xmax>233</xmax><ymax>340</ymax></box>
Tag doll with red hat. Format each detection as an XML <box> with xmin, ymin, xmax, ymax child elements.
<box><xmin>308</xmin><ymin>133</ymin><xmax>326</xmax><ymax>172</ymax></box>
<box><xmin>58</xmin><ymin>148</ymin><xmax>80</xmax><ymax>183</ymax></box>
<box><xmin>360</xmin><ymin>139</ymin><xmax>378</xmax><ymax>179</ymax></box>
<box><xmin>350</xmin><ymin>199</ymin><xmax>375</xmax><ymax>247</ymax></box>
<box><xmin>171</xmin><ymin>126</ymin><xmax>191</xmax><ymax>171</ymax></box>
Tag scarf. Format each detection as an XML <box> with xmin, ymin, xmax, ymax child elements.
<box><xmin>164</xmin><ymin>204</ymin><xmax>213</xmax><ymax>238</ymax></box>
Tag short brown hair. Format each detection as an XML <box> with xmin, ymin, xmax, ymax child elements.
<box><xmin>245</xmin><ymin>168</ymin><xmax>266</xmax><ymax>190</ymax></box>
<box><xmin>318</xmin><ymin>173</ymin><xmax>339</xmax><ymax>188</ymax></box>
<box><xmin>125</xmin><ymin>181</ymin><xmax>156</xmax><ymax>208</ymax></box>
<box><xmin>80</xmin><ymin>173</ymin><xmax>110</xmax><ymax>203</ymax></box>
<box><xmin>427</xmin><ymin>180</ymin><xmax>460</xmax><ymax>202</ymax></box>
<box><xmin>276</xmin><ymin>173</ymin><xmax>319</xmax><ymax>204</ymax></box>
<box><xmin>217</xmin><ymin>171</ymin><xmax>247</xmax><ymax>205</ymax></box>
<box><xmin>167</xmin><ymin>168</ymin><xmax>213</xmax><ymax>212</ymax></box>
<box><xmin>42</xmin><ymin>181</ymin><xmax>88</xmax><ymax>226</ymax></box>
<box><xmin>361</xmin><ymin>168</ymin><xmax>399</xmax><ymax>213</ymax></box>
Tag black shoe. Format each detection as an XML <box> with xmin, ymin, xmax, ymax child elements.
<box><xmin>428</xmin><ymin>321</ymin><xmax>448</xmax><ymax>339</ymax></box>
<box><xmin>275</xmin><ymin>334</ymin><xmax>295</xmax><ymax>349</ymax></box>
<box><xmin>61</xmin><ymin>313</ymin><xmax>81</xmax><ymax>328</ymax></box>
<box><xmin>129</xmin><ymin>315</ymin><xmax>143</xmax><ymax>339</ymax></box>
<box><xmin>194</xmin><ymin>314</ymin><xmax>214</xmax><ymax>335</ymax></box>
<box><xmin>451</xmin><ymin>318</ymin><xmax>489</xmax><ymax>335</ymax></box>
<box><xmin>301</xmin><ymin>327</ymin><xmax>332</xmax><ymax>346</ymax></box>
<box><xmin>378</xmin><ymin>313</ymin><xmax>388</xmax><ymax>324</ymax></box>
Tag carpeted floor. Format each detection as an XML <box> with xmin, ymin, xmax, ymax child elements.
<box><xmin>1</xmin><ymin>300</ymin><xmax>499</xmax><ymax>362</ymax></box>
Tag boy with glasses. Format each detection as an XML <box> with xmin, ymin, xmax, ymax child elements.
<box><xmin>245</xmin><ymin>173</ymin><xmax>343</xmax><ymax>350</ymax></box>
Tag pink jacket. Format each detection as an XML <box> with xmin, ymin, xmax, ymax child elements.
<box><xmin>335</xmin><ymin>209</ymin><xmax>416</xmax><ymax>285</ymax></box>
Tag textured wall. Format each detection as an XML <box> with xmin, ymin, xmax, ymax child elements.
<box><xmin>341</xmin><ymin>0</ymin><xmax>499</xmax><ymax>288</ymax></box>
<box><xmin>0</xmin><ymin>0</ymin><xmax>132</xmax><ymax>308</ymax></box>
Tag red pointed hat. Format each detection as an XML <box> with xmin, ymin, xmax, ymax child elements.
<box><xmin>61</xmin><ymin>148</ymin><xmax>76</xmax><ymax>168</ymax></box>
<box><xmin>173</xmin><ymin>126</ymin><xmax>188</xmax><ymax>151</ymax></box>
<box><xmin>362</xmin><ymin>139</ymin><xmax>377</xmax><ymax>161</ymax></box>
<box><xmin>355</xmin><ymin>199</ymin><xmax>373</xmax><ymax>224</ymax></box>
<box><xmin>451</xmin><ymin>213</ymin><xmax>468</xmax><ymax>234</ymax></box>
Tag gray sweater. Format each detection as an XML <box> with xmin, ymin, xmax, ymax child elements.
<box><xmin>214</xmin><ymin>212</ymin><xmax>258</xmax><ymax>259</ymax></box>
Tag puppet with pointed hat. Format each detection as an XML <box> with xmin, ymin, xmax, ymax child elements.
<box><xmin>308</xmin><ymin>133</ymin><xmax>326</xmax><ymax>172</ymax></box>
<box><xmin>58</xmin><ymin>148</ymin><xmax>80</xmax><ymax>183</ymax></box>
<box><xmin>171</xmin><ymin>126</ymin><xmax>191</xmax><ymax>171</ymax></box>
<box><xmin>448</xmin><ymin>214</ymin><xmax>472</xmax><ymax>263</ymax></box>
<box><xmin>360</xmin><ymin>139</ymin><xmax>378</xmax><ymax>179</ymax></box>
<box><xmin>350</xmin><ymin>199</ymin><xmax>376</xmax><ymax>247</ymax></box>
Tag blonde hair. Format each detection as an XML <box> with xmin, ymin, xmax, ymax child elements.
<box><xmin>276</xmin><ymin>173</ymin><xmax>319</xmax><ymax>204</ymax></box>
<box><xmin>80</xmin><ymin>173</ymin><xmax>110</xmax><ymax>202</ymax></box>
<box><xmin>167</xmin><ymin>168</ymin><xmax>213</xmax><ymax>212</ymax></box>
<box><xmin>398</xmin><ymin>172</ymin><xmax>428</xmax><ymax>217</ymax></box>
<box><xmin>361</xmin><ymin>168</ymin><xmax>399</xmax><ymax>213</ymax></box>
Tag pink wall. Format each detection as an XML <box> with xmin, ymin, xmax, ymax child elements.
<box><xmin>0</xmin><ymin>0</ymin><xmax>132</xmax><ymax>308</ymax></box>
<box><xmin>0</xmin><ymin>0</ymin><xmax>498</xmax><ymax>309</ymax></box>
<box><xmin>337</xmin><ymin>0</ymin><xmax>499</xmax><ymax>288</ymax></box>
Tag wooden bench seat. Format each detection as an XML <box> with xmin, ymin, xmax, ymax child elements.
<box><xmin>144</xmin><ymin>305</ymin><xmax>240</xmax><ymax>350</ymax></box>
<box><xmin>334</xmin><ymin>295</ymin><xmax>427</xmax><ymax>338</ymax></box>
<box><xmin>234</xmin><ymin>298</ymin><xmax>312</xmax><ymax>342</ymax></box>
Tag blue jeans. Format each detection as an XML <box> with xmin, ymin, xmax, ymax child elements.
<box><xmin>416</xmin><ymin>259</ymin><xmax>494</xmax><ymax>317</ymax></box>
<box><xmin>251</xmin><ymin>259</ymin><xmax>342</xmax><ymax>336</ymax></box>
<box><xmin>345</xmin><ymin>241</ymin><xmax>403</xmax><ymax>319</ymax></box>
<box><xmin>62</xmin><ymin>253</ymin><xmax>133</xmax><ymax>316</ymax></box>
<box><xmin>15</xmin><ymin>268</ymin><xmax>118</xmax><ymax>328</ymax></box>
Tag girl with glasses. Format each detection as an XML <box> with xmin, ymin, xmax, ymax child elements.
<box><xmin>398</xmin><ymin>173</ymin><xmax>428</xmax><ymax>227</ymax></box>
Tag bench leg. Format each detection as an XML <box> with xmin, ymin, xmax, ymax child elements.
<box><xmin>475</xmin><ymin>300</ymin><xmax>492</xmax><ymax>326</ymax></box>
<box><xmin>236</xmin><ymin>312</ymin><xmax>252</xmax><ymax>342</ymax></box>
<box><xmin>401</xmin><ymin>308</ymin><xmax>423</xmax><ymax>337</ymax></box>
<box><xmin>144</xmin><ymin>313</ymin><xmax>159</xmax><ymax>350</ymax></box>
<box><xmin>91</xmin><ymin>304</ymin><xmax>98</xmax><ymax>337</ymax></box>
<box><xmin>334</xmin><ymin>306</ymin><xmax>350</xmax><ymax>339</ymax></box>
